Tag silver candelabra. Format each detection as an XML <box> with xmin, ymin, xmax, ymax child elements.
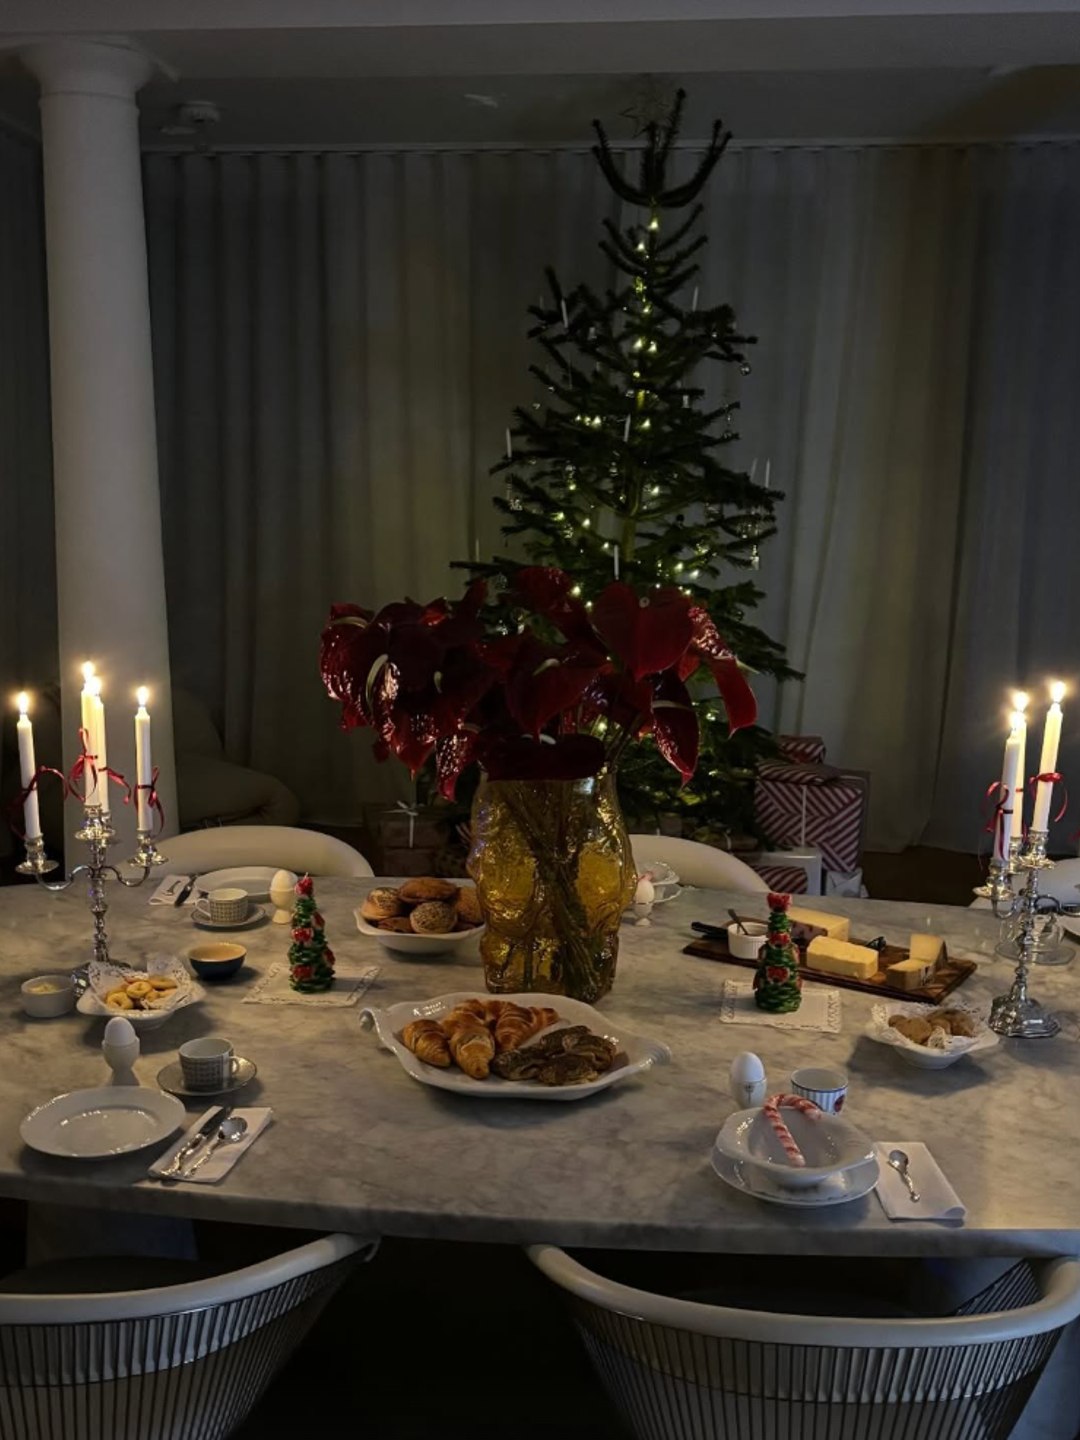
<box><xmin>18</xmin><ymin>807</ymin><xmax>167</xmax><ymax>966</ymax></box>
<box><xmin>976</xmin><ymin>829</ymin><xmax>1060</xmax><ymax>1038</ymax></box>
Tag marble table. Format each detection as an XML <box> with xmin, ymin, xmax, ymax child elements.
<box><xmin>0</xmin><ymin>876</ymin><xmax>1077</xmax><ymax>1257</ymax></box>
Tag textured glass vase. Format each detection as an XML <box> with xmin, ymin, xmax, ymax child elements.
<box><xmin>468</xmin><ymin>773</ymin><xmax>636</xmax><ymax>1003</ymax></box>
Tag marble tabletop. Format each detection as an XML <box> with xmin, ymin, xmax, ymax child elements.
<box><xmin>0</xmin><ymin>874</ymin><xmax>1077</xmax><ymax>1257</ymax></box>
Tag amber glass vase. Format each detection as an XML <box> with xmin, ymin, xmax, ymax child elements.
<box><xmin>468</xmin><ymin>772</ymin><xmax>636</xmax><ymax>1003</ymax></box>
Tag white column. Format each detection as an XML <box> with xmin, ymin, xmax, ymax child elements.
<box><xmin>21</xmin><ymin>39</ymin><xmax>177</xmax><ymax>852</ymax></box>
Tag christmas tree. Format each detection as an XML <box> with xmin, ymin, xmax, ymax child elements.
<box><xmin>461</xmin><ymin>89</ymin><xmax>795</xmax><ymax>839</ymax></box>
<box><xmin>753</xmin><ymin>892</ymin><xmax>802</xmax><ymax>1014</ymax></box>
<box><xmin>288</xmin><ymin>874</ymin><xmax>335</xmax><ymax>993</ymax></box>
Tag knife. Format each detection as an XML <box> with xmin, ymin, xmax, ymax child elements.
<box><xmin>160</xmin><ymin>1107</ymin><xmax>225</xmax><ymax>1178</ymax></box>
<box><xmin>173</xmin><ymin>875</ymin><xmax>197</xmax><ymax>907</ymax></box>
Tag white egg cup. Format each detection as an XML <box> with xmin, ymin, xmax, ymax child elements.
<box><xmin>269</xmin><ymin>869</ymin><xmax>298</xmax><ymax>925</ymax></box>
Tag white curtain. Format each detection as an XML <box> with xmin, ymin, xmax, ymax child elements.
<box><xmin>143</xmin><ymin>140</ymin><xmax>1080</xmax><ymax>850</ymax></box>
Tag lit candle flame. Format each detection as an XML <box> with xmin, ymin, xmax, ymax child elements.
<box><xmin>136</xmin><ymin>686</ymin><xmax>150</xmax><ymax>707</ymax></box>
<box><xmin>1012</xmin><ymin>690</ymin><xmax>1029</xmax><ymax>713</ymax></box>
<box><xmin>81</xmin><ymin>661</ymin><xmax>95</xmax><ymax>683</ymax></box>
<box><xmin>1009</xmin><ymin>709</ymin><xmax>1025</xmax><ymax>730</ymax></box>
<box><xmin>1050</xmin><ymin>680</ymin><xmax>1066</xmax><ymax>704</ymax></box>
<box><xmin>16</xmin><ymin>692</ymin><xmax>29</xmax><ymax>716</ymax></box>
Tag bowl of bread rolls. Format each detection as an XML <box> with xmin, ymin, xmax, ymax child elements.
<box><xmin>355</xmin><ymin>878</ymin><xmax>485</xmax><ymax>956</ymax></box>
<box><xmin>866</xmin><ymin>1000</ymin><xmax>999</xmax><ymax>1068</ymax></box>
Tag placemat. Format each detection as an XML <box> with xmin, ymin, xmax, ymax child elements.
<box><xmin>243</xmin><ymin>960</ymin><xmax>380</xmax><ymax>1007</ymax></box>
<box><xmin>720</xmin><ymin>980</ymin><xmax>841</xmax><ymax>1033</ymax></box>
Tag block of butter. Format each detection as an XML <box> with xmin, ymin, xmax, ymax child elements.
<box><xmin>807</xmin><ymin>935</ymin><xmax>879</xmax><ymax>980</ymax></box>
<box><xmin>886</xmin><ymin>956</ymin><xmax>931</xmax><ymax>991</ymax></box>
<box><xmin>909</xmin><ymin>933</ymin><xmax>946</xmax><ymax>970</ymax></box>
<box><xmin>787</xmin><ymin>907</ymin><xmax>851</xmax><ymax>943</ymax></box>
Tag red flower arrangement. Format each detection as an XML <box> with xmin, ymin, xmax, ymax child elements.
<box><xmin>320</xmin><ymin>567</ymin><xmax>756</xmax><ymax>794</ymax></box>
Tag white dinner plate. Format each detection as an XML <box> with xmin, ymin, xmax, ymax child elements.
<box><xmin>196</xmin><ymin>867</ymin><xmax>279</xmax><ymax>902</ymax></box>
<box><xmin>711</xmin><ymin>1144</ymin><xmax>879</xmax><ymax>1208</ymax></box>
<box><xmin>714</xmin><ymin>1107</ymin><xmax>875</xmax><ymax>1190</ymax></box>
<box><xmin>193</xmin><ymin>902</ymin><xmax>267</xmax><ymax>931</ymax></box>
<box><xmin>20</xmin><ymin>1087</ymin><xmax>186</xmax><ymax>1159</ymax></box>
<box><xmin>362</xmin><ymin>991</ymin><xmax>670</xmax><ymax>1101</ymax></box>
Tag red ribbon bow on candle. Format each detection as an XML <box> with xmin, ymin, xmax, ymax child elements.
<box><xmin>6</xmin><ymin>766</ymin><xmax>68</xmax><ymax>840</ymax></box>
<box><xmin>982</xmin><ymin>778</ymin><xmax>1012</xmax><ymax>855</ymax></box>
<box><xmin>67</xmin><ymin>726</ymin><xmax>98</xmax><ymax>796</ymax></box>
<box><xmin>1028</xmin><ymin>771</ymin><xmax>1068</xmax><ymax>824</ymax></box>
<box><xmin>129</xmin><ymin>767</ymin><xmax>165</xmax><ymax>834</ymax></box>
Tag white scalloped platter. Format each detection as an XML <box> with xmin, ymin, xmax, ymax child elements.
<box><xmin>361</xmin><ymin>991</ymin><xmax>671</xmax><ymax>1101</ymax></box>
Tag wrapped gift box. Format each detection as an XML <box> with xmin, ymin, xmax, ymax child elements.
<box><xmin>754</xmin><ymin>740</ymin><xmax>869</xmax><ymax>876</ymax></box>
<box><xmin>750</xmin><ymin>846</ymin><xmax>823</xmax><ymax>896</ymax></box>
<box><xmin>751</xmin><ymin>862</ymin><xmax>810</xmax><ymax>895</ymax></box>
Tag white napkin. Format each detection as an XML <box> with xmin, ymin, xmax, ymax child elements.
<box><xmin>149</xmin><ymin>874</ymin><xmax>197</xmax><ymax>906</ymax></box>
<box><xmin>720</xmin><ymin>980</ymin><xmax>841</xmax><ymax>1033</ymax></box>
<box><xmin>149</xmin><ymin>1108</ymin><xmax>272</xmax><ymax>1184</ymax></box>
<box><xmin>243</xmin><ymin>960</ymin><xmax>379</xmax><ymax>1007</ymax></box>
<box><xmin>873</xmin><ymin>1142</ymin><xmax>966</xmax><ymax>1222</ymax></box>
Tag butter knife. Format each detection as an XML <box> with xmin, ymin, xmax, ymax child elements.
<box><xmin>159</xmin><ymin>1107</ymin><xmax>225</xmax><ymax>1178</ymax></box>
<box><xmin>173</xmin><ymin>875</ymin><xmax>197</xmax><ymax>907</ymax></box>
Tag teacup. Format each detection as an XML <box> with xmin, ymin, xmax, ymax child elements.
<box><xmin>791</xmin><ymin>1066</ymin><xmax>848</xmax><ymax>1113</ymax></box>
<box><xmin>179</xmin><ymin>1036</ymin><xmax>240</xmax><ymax>1091</ymax></box>
<box><xmin>206</xmin><ymin>887</ymin><xmax>248</xmax><ymax>925</ymax></box>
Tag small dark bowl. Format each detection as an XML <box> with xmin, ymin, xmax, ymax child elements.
<box><xmin>186</xmin><ymin>942</ymin><xmax>246</xmax><ymax>981</ymax></box>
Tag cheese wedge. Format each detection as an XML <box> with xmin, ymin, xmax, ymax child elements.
<box><xmin>886</xmin><ymin>956</ymin><xmax>931</xmax><ymax>991</ymax></box>
<box><xmin>909</xmin><ymin>933</ymin><xmax>945</xmax><ymax>970</ymax></box>
<box><xmin>807</xmin><ymin>935</ymin><xmax>879</xmax><ymax>980</ymax></box>
<box><xmin>787</xmin><ymin>907</ymin><xmax>851</xmax><ymax>943</ymax></box>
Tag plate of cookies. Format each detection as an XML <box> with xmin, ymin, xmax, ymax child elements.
<box><xmin>77</xmin><ymin>956</ymin><xmax>204</xmax><ymax>1030</ymax></box>
<box><xmin>362</xmin><ymin>991</ymin><xmax>670</xmax><ymax>1100</ymax></box>
<box><xmin>866</xmin><ymin>1000</ymin><xmax>999</xmax><ymax>1069</ymax></box>
<box><xmin>355</xmin><ymin>878</ymin><xmax>484</xmax><ymax>956</ymax></box>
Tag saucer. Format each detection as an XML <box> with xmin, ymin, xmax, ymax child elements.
<box><xmin>193</xmin><ymin>903</ymin><xmax>266</xmax><ymax>931</ymax></box>
<box><xmin>710</xmin><ymin>1146</ymin><xmax>878</xmax><ymax>1208</ymax></box>
<box><xmin>157</xmin><ymin>1057</ymin><xmax>258</xmax><ymax>1099</ymax></box>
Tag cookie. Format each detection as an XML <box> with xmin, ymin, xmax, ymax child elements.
<box><xmin>379</xmin><ymin>916</ymin><xmax>414</xmax><ymax>933</ymax></box>
<box><xmin>148</xmin><ymin>975</ymin><xmax>178</xmax><ymax>991</ymax></box>
<box><xmin>398</xmin><ymin>877</ymin><xmax>458</xmax><ymax>905</ymax></box>
<box><xmin>455</xmin><ymin>886</ymin><xmax>483</xmax><ymax>926</ymax></box>
<box><xmin>409</xmin><ymin>900</ymin><xmax>457</xmax><ymax>934</ymax></box>
<box><xmin>362</xmin><ymin>887</ymin><xmax>405</xmax><ymax>921</ymax></box>
<box><xmin>124</xmin><ymin>980</ymin><xmax>153</xmax><ymax>1000</ymax></box>
<box><xmin>106</xmin><ymin>992</ymin><xmax>133</xmax><ymax>1010</ymax></box>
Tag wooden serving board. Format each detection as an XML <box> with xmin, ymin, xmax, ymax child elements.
<box><xmin>683</xmin><ymin>931</ymin><xmax>976</xmax><ymax>1005</ymax></box>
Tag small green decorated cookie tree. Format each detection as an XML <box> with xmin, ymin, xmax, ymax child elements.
<box><xmin>753</xmin><ymin>891</ymin><xmax>802</xmax><ymax>1013</ymax></box>
<box><xmin>288</xmin><ymin>874</ymin><xmax>335</xmax><ymax>993</ymax></box>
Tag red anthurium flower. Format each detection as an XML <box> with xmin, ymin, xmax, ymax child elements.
<box><xmin>681</xmin><ymin>607</ymin><xmax>758</xmax><ymax>734</ymax></box>
<box><xmin>648</xmin><ymin>672</ymin><xmax>698</xmax><ymax>782</ymax></box>
<box><xmin>580</xmin><ymin>670</ymin><xmax>654</xmax><ymax>732</ymax></box>
<box><xmin>504</xmin><ymin>636</ymin><xmax>605</xmax><ymax>738</ymax></box>
<box><xmin>435</xmin><ymin>731</ymin><xmax>481</xmax><ymax>800</ymax></box>
<box><xmin>591</xmin><ymin>583</ymin><xmax>695</xmax><ymax>680</ymax></box>
<box><xmin>511</xmin><ymin>567</ymin><xmax>601</xmax><ymax>649</ymax></box>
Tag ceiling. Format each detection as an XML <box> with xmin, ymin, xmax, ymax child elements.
<box><xmin>2</xmin><ymin>3</ymin><xmax>1080</xmax><ymax>146</ymax></box>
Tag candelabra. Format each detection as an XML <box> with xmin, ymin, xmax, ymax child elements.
<box><xmin>977</xmin><ymin>829</ymin><xmax>1060</xmax><ymax>1038</ymax></box>
<box><xmin>20</xmin><ymin>807</ymin><xmax>167</xmax><ymax>966</ymax></box>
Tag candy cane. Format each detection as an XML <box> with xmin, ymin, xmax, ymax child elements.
<box><xmin>762</xmin><ymin>1092</ymin><xmax>822</xmax><ymax>1167</ymax></box>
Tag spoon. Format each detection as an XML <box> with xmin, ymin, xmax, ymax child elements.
<box><xmin>728</xmin><ymin>909</ymin><xmax>749</xmax><ymax>934</ymax></box>
<box><xmin>887</xmin><ymin>1148</ymin><xmax>920</xmax><ymax>1203</ymax></box>
<box><xmin>183</xmin><ymin>1116</ymin><xmax>248</xmax><ymax>1178</ymax></box>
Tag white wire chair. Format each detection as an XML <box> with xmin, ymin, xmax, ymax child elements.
<box><xmin>529</xmin><ymin>1246</ymin><xmax>1080</xmax><ymax>1440</ymax></box>
<box><xmin>630</xmin><ymin>835</ymin><xmax>767</xmax><ymax>893</ymax></box>
<box><xmin>0</xmin><ymin>1232</ymin><xmax>373</xmax><ymax>1439</ymax></box>
<box><xmin>159</xmin><ymin>825</ymin><xmax>373</xmax><ymax>879</ymax></box>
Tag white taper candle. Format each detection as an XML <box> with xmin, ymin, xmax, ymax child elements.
<box><xmin>1010</xmin><ymin>692</ymin><xmax>1028</xmax><ymax>840</ymax></box>
<box><xmin>15</xmin><ymin>693</ymin><xmax>41</xmax><ymax>841</ymax></box>
<box><xmin>135</xmin><ymin>687</ymin><xmax>152</xmax><ymax>832</ymax></box>
<box><xmin>79</xmin><ymin>662</ymin><xmax>98</xmax><ymax>807</ymax></box>
<box><xmin>1032</xmin><ymin>682</ymin><xmax>1066</xmax><ymax>831</ymax></box>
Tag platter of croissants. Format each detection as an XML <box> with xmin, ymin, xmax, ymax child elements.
<box><xmin>361</xmin><ymin>991</ymin><xmax>671</xmax><ymax>1100</ymax></box>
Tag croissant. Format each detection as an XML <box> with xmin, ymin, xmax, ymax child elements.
<box><xmin>493</xmin><ymin>1003</ymin><xmax>562</xmax><ymax>1053</ymax></box>
<box><xmin>447</xmin><ymin>1022</ymin><xmax>495</xmax><ymax>1080</ymax></box>
<box><xmin>442</xmin><ymin>1000</ymin><xmax>488</xmax><ymax>1032</ymax></box>
<box><xmin>401</xmin><ymin>1019</ymin><xmax>452</xmax><ymax>1068</ymax></box>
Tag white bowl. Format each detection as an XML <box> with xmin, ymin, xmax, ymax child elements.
<box><xmin>355</xmin><ymin>908</ymin><xmax>484</xmax><ymax>957</ymax></box>
<box><xmin>20</xmin><ymin>974</ymin><xmax>76</xmax><ymax>1019</ymax></box>
<box><xmin>866</xmin><ymin>1002</ymin><xmax>1000</xmax><ymax>1069</ymax></box>
<box><xmin>727</xmin><ymin>921</ymin><xmax>767</xmax><ymax>960</ymax></box>
<box><xmin>714</xmin><ymin>1106</ymin><xmax>875</xmax><ymax>1190</ymax></box>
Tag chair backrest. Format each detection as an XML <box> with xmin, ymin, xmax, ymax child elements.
<box><xmin>159</xmin><ymin>825</ymin><xmax>373</xmax><ymax>878</ymax></box>
<box><xmin>529</xmin><ymin>1246</ymin><xmax>1080</xmax><ymax>1440</ymax></box>
<box><xmin>0</xmin><ymin>1234</ymin><xmax>372</xmax><ymax>1440</ymax></box>
<box><xmin>630</xmin><ymin>834</ymin><xmax>767</xmax><ymax>893</ymax></box>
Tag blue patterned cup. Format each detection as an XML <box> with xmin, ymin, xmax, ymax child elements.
<box><xmin>790</xmin><ymin>1066</ymin><xmax>848</xmax><ymax>1113</ymax></box>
